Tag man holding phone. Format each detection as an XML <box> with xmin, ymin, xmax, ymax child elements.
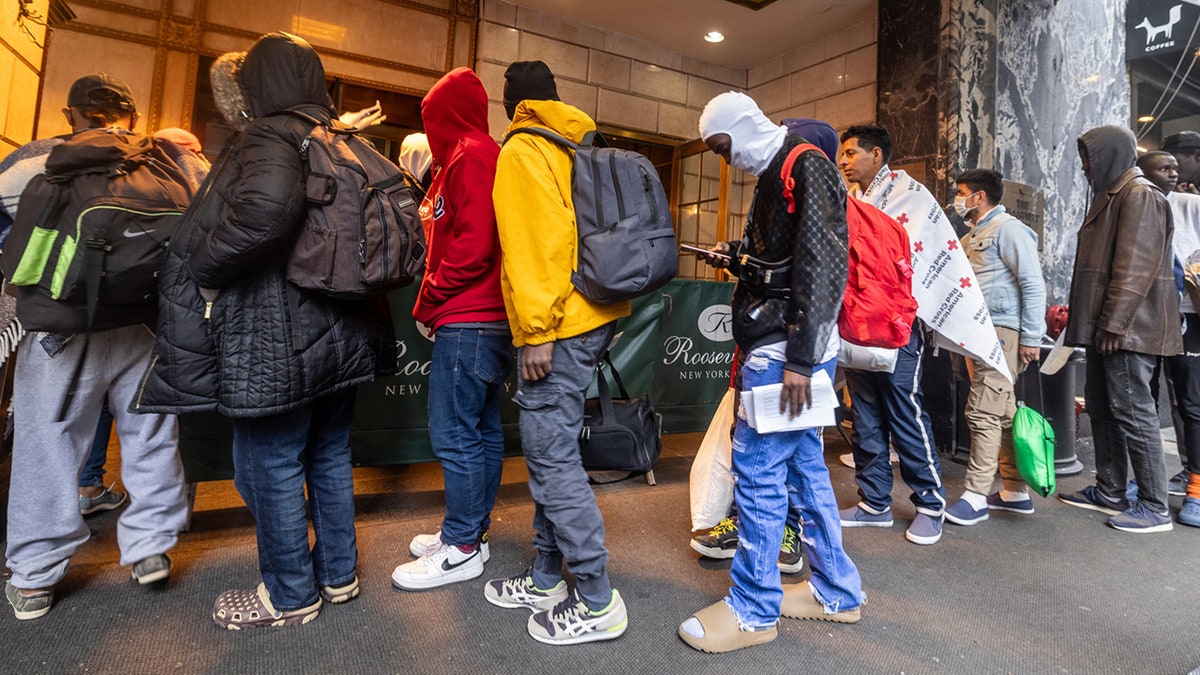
<box><xmin>677</xmin><ymin>94</ymin><xmax>864</xmax><ymax>654</ymax></box>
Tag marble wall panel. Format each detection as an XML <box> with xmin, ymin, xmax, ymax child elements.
<box><xmin>953</xmin><ymin>0</ymin><xmax>1130</xmax><ymax>302</ymax></box>
<box><xmin>557</xmin><ymin>78</ymin><xmax>599</xmax><ymax>119</ymax></box>
<box><xmin>876</xmin><ymin>0</ymin><xmax>943</xmax><ymax>176</ymax></box>
<box><xmin>299</xmin><ymin>1</ymin><xmax>449</xmax><ymax>71</ymax></box>
<box><xmin>790</xmin><ymin>57</ymin><xmax>846</xmax><ymax>107</ymax></box>
<box><xmin>659</xmin><ymin>101</ymin><xmax>700</xmax><ymax>140</ymax></box>
<box><xmin>516</xmin><ymin>5</ymin><xmax>605</xmax><ymax>50</ymax></box>
<box><xmin>597</xmin><ymin>88</ymin><xmax>658</xmax><ymax>133</ymax></box>
<box><xmin>519</xmin><ymin>33</ymin><xmax>589</xmax><ymax>81</ymax></box>
<box><xmin>630</xmin><ymin>62</ymin><xmax>688</xmax><ymax>104</ymax></box>
<box><xmin>3</xmin><ymin>0</ymin><xmax>47</xmax><ymax>68</ymax></box>
<box><xmin>688</xmin><ymin>76</ymin><xmax>733</xmax><ymax>109</ymax></box>
<box><xmin>479</xmin><ymin>21</ymin><xmax>519</xmax><ymax>66</ymax></box>
<box><xmin>483</xmin><ymin>0</ymin><xmax>517</xmax><ymax>27</ymax></box>
<box><xmin>589</xmin><ymin>51</ymin><xmax>631</xmax><ymax>90</ymax></box>
<box><xmin>749</xmin><ymin>74</ymin><xmax>791</xmax><ymax>114</ymax></box>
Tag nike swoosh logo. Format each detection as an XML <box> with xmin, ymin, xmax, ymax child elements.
<box><xmin>441</xmin><ymin>551</ymin><xmax>478</xmax><ymax>571</ymax></box>
<box><xmin>123</xmin><ymin>228</ymin><xmax>157</xmax><ymax>238</ymax></box>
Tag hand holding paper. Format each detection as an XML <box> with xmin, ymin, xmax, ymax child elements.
<box><xmin>741</xmin><ymin>369</ymin><xmax>836</xmax><ymax>433</ymax></box>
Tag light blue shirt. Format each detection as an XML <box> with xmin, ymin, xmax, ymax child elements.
<box><xmin>960</xmin><ymin>205</ymin><xmax>1047</xmax><ymax>347</ymax></box>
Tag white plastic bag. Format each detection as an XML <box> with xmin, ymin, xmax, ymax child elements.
<box><xmin>690</xmin><ymin>388</ymin><xmax>737</xmax><ymax>531</ymax></box>
<box><xmin>838</xmin><ymin>340</ymin><xmax>898</xmax><ymax>373</ymax></box>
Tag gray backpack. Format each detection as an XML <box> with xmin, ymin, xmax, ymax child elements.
<box><xmin>505</xmin><ymin>128</ymin><xmax>677</xmax><ymax>304</ymax></box>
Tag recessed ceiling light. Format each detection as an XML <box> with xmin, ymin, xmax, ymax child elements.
<box><xmin>1137</xmin><ymin>115</ymin><xmax>1155</xmax><ymax>123</ymax></box>
<box><xmin>704</xmin><ymin>31</ymin><xmax>725</xmax><ymax>43</ymax></box>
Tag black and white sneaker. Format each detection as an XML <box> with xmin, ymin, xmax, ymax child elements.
<box><xmin>391</xmin><ymin>541</ymin><xmax>483</xmax><ymax>590</ymax></box>
<box><xmin>690</xmin><ymin>517</ymin><xmax>739</xmax><ymax>559</ymax></box>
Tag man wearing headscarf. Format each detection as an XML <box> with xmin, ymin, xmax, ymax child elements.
<box><xmin>1058</xmin><ymin>125</ymin><xmax>1181</xmax><ymax>532</ymax></box>
<box><xmin>486</xmin><ymin>60</ymin><xmax>630</xmax><ymax>645</ymax></box>
<box><xmin>678</xmin><ymin>92</ymin><xmax>864</xmax><ymax>654</ymax></box>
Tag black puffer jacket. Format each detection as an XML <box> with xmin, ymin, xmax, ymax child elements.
<box><xmin>727</xmin><ymin>135</ymin><xmax>849</xmax><ymax>376</ymax></box>
<box><xmin>134</xmin><ymin>33</ymin><xmax>395</xmax><ymax>417</ymax></box>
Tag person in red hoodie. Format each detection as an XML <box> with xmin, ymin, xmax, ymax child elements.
<box><xmin>391</xmin><ymin>67</ymin><xmax>515</xmax><ymax>590</ymax></box>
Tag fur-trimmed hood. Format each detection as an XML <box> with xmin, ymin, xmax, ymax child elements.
<box><xmin>210</xmin><ymin>32</ymin><xmax>334</xmax><ymax>129</ymax></box>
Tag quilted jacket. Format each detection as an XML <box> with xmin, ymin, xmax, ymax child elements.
<box><xmin>134</xmin><ymin>32</ymin><xmax>395</xmax><ymax>417</ymax></box>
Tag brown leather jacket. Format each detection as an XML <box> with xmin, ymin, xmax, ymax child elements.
<box><xmin>1065</xmin><ymin>167</ymin><xmax>1182</xmax><ymax>356</ymax></box>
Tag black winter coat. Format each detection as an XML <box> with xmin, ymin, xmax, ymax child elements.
<box><xmin>134</xmin><ymin>36</ymin><xmax>394</xmax><ymax>417</ymax></box>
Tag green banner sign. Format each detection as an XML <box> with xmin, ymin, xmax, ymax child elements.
<box><xmin>179</xmin><ymin>279</ymin><xmax>735</xmax><ymax>481</ymax></box>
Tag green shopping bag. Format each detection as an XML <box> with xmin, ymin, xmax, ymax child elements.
<box><xmin>1012</xmin><ymin>403</ymin><xmax>1056</xmax><ymax>497</ymax></box>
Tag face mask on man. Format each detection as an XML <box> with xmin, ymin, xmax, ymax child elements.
<box><xmin>951</xmin><ymin>190</ymin><xmax>980</xmax><ymax>219</ymax></box>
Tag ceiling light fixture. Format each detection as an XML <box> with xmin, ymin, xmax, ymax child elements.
<box><xmin>704</xmin><ymin>31</ymin><xmax>724</xmax><ymax>43</ymax></box>
<box><xmin>1137</xmin><ymin>115</ymin><xmax>1155</xmax><ymax>123</ymax></box>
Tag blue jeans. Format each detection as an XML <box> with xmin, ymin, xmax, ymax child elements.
<box><xmin>230</xmin><ymin>389</ymin><xmax>358</xmax><ymax>610</ymax></box>
<box><xmin>727</xmin><ymin>353</ymin><xmax>864</xmax><ymax>629</ymax></box>
<box><xmin>428</xmin><ymin>325</ymin><xmax>514</xmax><ymax>546</ymax></box>
<box><xmin>844</xmin><ymin>327</ymin><xmax>946</xmax><ymax>516</ymax></box>
<box><xmin>78</xmin><ymin>405</ymin><xmax>114</xmax><ymax>488</ymax></box>
<box><xmin>1086</xmin><ymin>348</ymin><xmax>1169</xmax><ymax>513</ymax></box>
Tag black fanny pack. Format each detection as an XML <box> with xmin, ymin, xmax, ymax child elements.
<box><xmin>736</xmin><ymin>253</ymin><xmax>791</xmax><ymax>299</ymax></box>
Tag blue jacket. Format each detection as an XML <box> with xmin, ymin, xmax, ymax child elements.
<box><xmin>960</xmin><ymin>205</ymin><xmax>1046</xmax><ymax>347</ymax></box>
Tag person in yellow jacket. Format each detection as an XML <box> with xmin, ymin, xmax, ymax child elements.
<box><xmin>484</xmin><ymin>60</ymin><xmax>630</xmax><ymax>646</ymax></box>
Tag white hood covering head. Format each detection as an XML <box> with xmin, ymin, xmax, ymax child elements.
<box><xmin>698</xmin><ymin>91</ymin><xmax>787</xmax><ymax>177</ymax></box>
<box><xmin>398</xmin><ymin>132</ymin><xmax>433</xmax><ymax>180</ymax></box>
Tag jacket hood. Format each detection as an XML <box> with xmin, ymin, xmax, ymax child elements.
<box><xmin>239</xmin><ymin>32</ymin><xmax>333</xmax><ymax>119</ymax></box>
<box><xmin>422</xmin><ymin>67</ymin><xmax>490</xmax><ymax>165</ymax></box>
<box><xmin>398</xmin><ymin>132</ymin><xmax>432</xmax><ymax>183</ymax></box>
<box><xmin>782</xmin><ymin>117</ymin><xmax>838</xmax><ymax>160</ymax></box>
<box><xmin>506</xmin><ymin>99</ymin><xmax>594</xmax><ymax>144</ymax></box>
<box><xmin>698</xmin><ymin>92</ymin><xmax>786</xmax><ymax>177</ymax></box>
<box><xmin>1079</xmin><ymin>125</ymin><xmax>1137</xmax><ymax>195</ymax></box>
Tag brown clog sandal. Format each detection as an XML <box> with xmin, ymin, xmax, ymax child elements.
<box><xmin>678</xmin><ymin>600</ymin><xmax>778</xmax><ymax>653</ymax></box>
<box><xmin>780</xmin><ymin>582</ymin><xmax>861</xmax><ymax>623</ymax></box>
<box><xmin>213</xmin><ymin>583</ymin><xmax>322</xmax><ymax>630</ymax></box>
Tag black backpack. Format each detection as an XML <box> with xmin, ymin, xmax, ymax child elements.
<box><xmin>286</xmin><ymin>113</ymin><xmax>425</xmax><ymax>299</ymax></box>
<box><xmin>504</xmin><ymin>127</ymin><xmax>677</xmax><ymax>304</ymax></box>
<box><xmin>1</xmin><ymin>129</ymin><xmax>193</xmax><ymax>320</ymax></box>
<box><xmin>0</xmin><ymin>129</ymin><xmax>194</xmax><ymax>418</ymax></box>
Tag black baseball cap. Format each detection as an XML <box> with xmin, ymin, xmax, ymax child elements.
<box><xmin>1163</xmin><ymin>130</ymin><xmax>1200</xmax><ymax>152</ymax></box>
<box><xmin>67</xmin><ymin>73</ymin><xmax>136</xmax><ymax>111</ymax></box>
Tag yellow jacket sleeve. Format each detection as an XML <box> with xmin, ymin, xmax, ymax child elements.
<box><xmin>493</xmin><ymin>136</ymin><xmax>576</xmax><ymax>344</ymax></box>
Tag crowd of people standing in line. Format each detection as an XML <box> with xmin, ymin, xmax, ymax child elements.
<box><xmin>0</xmin><ymin>31</ymin><xmax>1196</xmax><ymax>655</ymax></box>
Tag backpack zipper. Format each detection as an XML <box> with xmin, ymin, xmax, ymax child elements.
<box><xmin>608</xmin><ymin>152</ymin><xmax>625</xmax><ymax>221</ymax></box>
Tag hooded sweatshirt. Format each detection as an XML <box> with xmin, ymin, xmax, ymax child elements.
<box><xmin>698</xmin><ymin>92</ymin><xmax>787</xmax><ymax>177</ymax></box>
<box><xmin>413</xmin><ymin>67</ymin><xmax>508</xmax><ymax>331</ymax></box>
<box><xmin>493</xmin><ymin>99</ymin><xmax>630</xmax><ymax>346</ymax></box>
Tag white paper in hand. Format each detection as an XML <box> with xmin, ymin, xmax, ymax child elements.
<box><xmin>740</xmin><ymin>369</ymin><xmax>836</xmax><ymax>433</ymax></box>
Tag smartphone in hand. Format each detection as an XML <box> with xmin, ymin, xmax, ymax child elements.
<box><xmin>680</xmin><ymin>244</ymin><xmax>730</xmax><ymax>261</ymax></box>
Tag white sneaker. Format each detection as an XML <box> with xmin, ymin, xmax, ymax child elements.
<box><xmin>409</xmin><ymin>529</ymin><xmax>491</xmax><ymax>562</ymax></box>
<box><xmin>391</xmin><ymin>542</ymin><xmax>484</xmax><ymax>590</ymax></box>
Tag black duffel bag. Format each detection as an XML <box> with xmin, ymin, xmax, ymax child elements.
<box><xmin>581</xmin><ymin>353</ymin><xmax>662</xmax><ymax>484</ymax></box>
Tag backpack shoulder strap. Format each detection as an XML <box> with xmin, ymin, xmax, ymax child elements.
<box><xmin>779</xmin><ymin>143</ymin><xmax>826</xmax><ymax>214</ymax></box>
<box><xmin>503</xmin><ymin>126</ymin><xmax>578</xmax><ymax>151</ymax></box>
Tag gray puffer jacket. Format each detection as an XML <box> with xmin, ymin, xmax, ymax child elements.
<box><xmin>134</xmin><ymin>32</ymin><xmax>395</xmax><ymax>417</ymax></box>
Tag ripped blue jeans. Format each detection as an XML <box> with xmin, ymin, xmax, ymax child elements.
<box><xmin>726</xmin><ymin>352</ymin><xmax>865</xmax><ymax>629</ymax></box>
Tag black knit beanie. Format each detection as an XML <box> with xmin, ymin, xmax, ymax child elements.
<box><xmin>503</xmin><ymin>60</ymin><xmax>559</xmax><ymax>120</ymax></box>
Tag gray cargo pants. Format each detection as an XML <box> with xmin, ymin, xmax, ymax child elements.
<box><xmin>514</xmin><ymin>322</ymin><xmax>616</xmax><ymax>605</ymax></box>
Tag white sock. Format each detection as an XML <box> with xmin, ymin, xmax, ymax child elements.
<box><xmin>961</xmin><ymin>490</ymin><xmax>988</xmax><ymax>510</ymax></box>
<box><xmin>1000</xmin><ymin>489</ymin><xmax>1028</xmax><ymax>503</ymax></box>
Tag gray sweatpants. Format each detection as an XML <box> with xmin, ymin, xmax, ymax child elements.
<box><xmin>514</xmin><ymin>322</ymin><xmax>616</xmax><ymax>605</ymax></box>
<box><xmin>6</xmin><ymin>325</ymin><xmax>188</xmax><ymax>589</ymax></box>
